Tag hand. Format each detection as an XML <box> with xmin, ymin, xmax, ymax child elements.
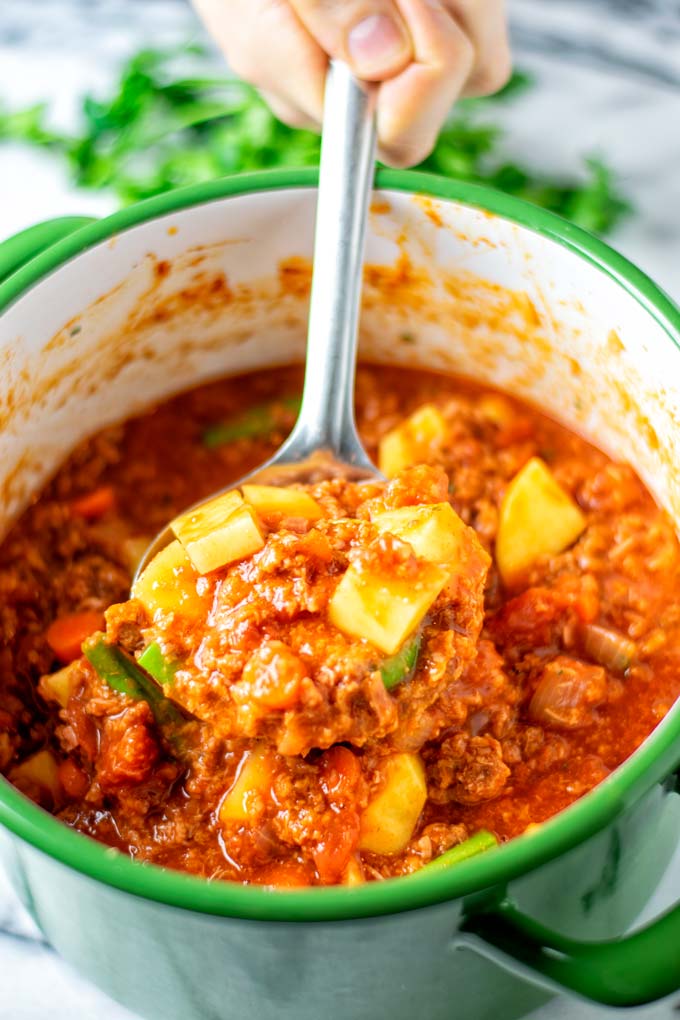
<box><xmin>193</xmin><ymin>0</ymin><xmax>511</xmax><ymax>167</ymax></box>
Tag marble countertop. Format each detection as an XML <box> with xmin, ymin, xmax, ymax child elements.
<box><xmin>0</xmin><ymin>2</ymin><xmax>679</xmax><ymax>1018</ymax></box>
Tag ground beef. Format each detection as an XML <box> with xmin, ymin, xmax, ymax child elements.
<box><xmin>1</xmin><ymin>363</ymin><xmax>678</xmax><ymax>886</ymax></box>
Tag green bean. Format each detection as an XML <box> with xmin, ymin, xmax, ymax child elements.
<box><xmin>202</xmin><ymin>395</ymin><xmax>301</xmax><ymax>448</ymax></box>
<box><xmin>418</xmin><ymin>830</ymin><xmax>499</xmax><ymax>875</ymax></box>
<box><xmin>138</xmin><ymin>641</ymin><xmax>179</xmax><ymax>686</ymax></box>
<box><xmin>84</xmin><ymin>638</ymin><xmax>185</xmax><ymax>735</ymax></box>
<box><xmin>381</xmin><ymin>634</ymin><xmax>422</xmax><ymax>690</ymax></box>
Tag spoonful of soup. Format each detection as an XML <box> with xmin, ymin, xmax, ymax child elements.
<box><xmin>134</xmin><ymin>61</ymin><xmax>381</xmax><ymax>581</ymax></box>
<box><xmin>67</xmin><ymin>61</ymin><xmax>494</xmax><ymax>879</ymax></box>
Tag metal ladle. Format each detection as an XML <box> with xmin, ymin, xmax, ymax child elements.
<box><xmin>134</xmin><ymin>61</ymin><xmax>382</xmax><ymax>581</ymax></box>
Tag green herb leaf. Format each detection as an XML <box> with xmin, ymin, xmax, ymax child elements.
<box><xmin>0</xmin><ymin>50</ymin><xmax>631</xmax><ymax>235</ymax></box>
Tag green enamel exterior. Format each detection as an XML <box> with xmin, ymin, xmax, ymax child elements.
<box><xmin>0</xmin><ymin>169</ymin><xmax>680</xmax><ymax>1018</ymax></box>
<box><xmin>0</xmin><ymin>216</ymin><xmax>96</xmax><ymax>286</ymax></box>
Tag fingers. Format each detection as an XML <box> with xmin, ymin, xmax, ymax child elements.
<box><xmin>258</xmin><ymin>89</ymin><xmax>319</xmax><ymax>130</ymax></box>
<box><xmin>289</xmin><ymin>0</ymin><xmax>413</xmax><ymax>80</ymax></box>
<box><xmin>192</xmin><ymin>0</ymin><xmax>512</xmax><ymax>169</ymax></box>
<box><xmin>376</xmin><ymin>0</ymin><xmax>475</xmax><ymax>167</ymax></box>
<box><xmin>444</xmin><ymin>0</ymin><xmax>512</xmax><ymax>96</ymax></box>
<box><xmin>192</xmin><ymin>0</ymin><xmax>326</xmax><ymax>122</ymax></box>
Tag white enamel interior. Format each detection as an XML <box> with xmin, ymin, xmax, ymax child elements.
<box><xmin>0</xmin><ymin>187</ymin><xmax>679</xmax><ymax>536</ymax></box>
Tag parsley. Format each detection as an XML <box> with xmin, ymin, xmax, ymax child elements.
<box><xmin>0</xmin><ymin>47</ymin><xmax>630</xmax><ymax>234</ymax></box>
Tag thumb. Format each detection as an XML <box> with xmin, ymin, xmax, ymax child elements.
<box><xmin>289</xmin><ymin>0</ymin><xmax>413</xmax><ymax>80</ymax></box>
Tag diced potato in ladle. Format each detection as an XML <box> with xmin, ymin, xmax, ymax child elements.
<box><xmin>242</xmin><ymin>484</ymin><xmax>322</xmax><ymax>521</ymax></box>
<box><xmin>372</xmin><ymin>502</ymin><xmax>467</xmax><ymax>568</ymax></box>
<box><xmin>330</xmin><ymin>502</ymin><xmax>471</xmax><ymax>653</ymax></box>
<box><xmin>131</xmin><ymin>539</ymin><xmax>206</xmax><ymax>621</ymax></box>
<box><xmin>329</xmin><ymin>559</ymin><xmax>450</xmax><ymax>655</ymax></box>
<box><xmin>171</xmin><ymin>490</ymin><xmax>266</xmax><ymax>574</ymax></box>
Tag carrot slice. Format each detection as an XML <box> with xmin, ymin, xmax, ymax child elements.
<box><xmin>313</xmin><ymin>810</ymin><xmax>360</xmax><ymax>884</ymax></box>
<box><xmin>319</xmin><ymin>746</ymin><xmax>361</xmax><ymax>803</ymax></box>
<box><xmin>46</xmin><ymin>611</ymin><xmax>104</xmax><ymax>664</ymax></box>
<box><xmin>70</xmin><ymin>486</ymin><xmax>115</xmax><ymax>520</ymax></box>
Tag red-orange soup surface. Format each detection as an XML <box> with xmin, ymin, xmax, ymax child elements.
<box><xmin>1</xmin><ymin>364</ymin><xmax>679</xmax><ymax>887</ymax></box>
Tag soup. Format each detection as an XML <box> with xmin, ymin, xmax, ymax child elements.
<box><xmin>1</xmin><ymin>363</ymin><xmax>678</xmax><ymax>887</ymax></box>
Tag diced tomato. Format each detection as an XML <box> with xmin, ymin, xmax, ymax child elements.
<box><xmin>257</xmin><ymin>860</ymin><xmax>312</xmax><ymax>888</ymax></box>
<box><xmin>319</xmin><ymin>745</ymin><xmax>361</xmax><ymax>804</ymax></box>
<box><xmin>46</xmin><ymin>610</ymin><xmax>104</xmax><ymax>664</ymax></box>
<box><xmin>492</xmin><ymin>587</ymin><xmax>569</xmax><ymax>650</ymax></box>
<box><xmin>62</xmin><ymin>700</ymin><xmax>98</xmax><ymax>761</ymax></box>
<box><xmin>97</xmin><ymin>706</ymin><xmax>159</xmax><ymax>790</ymax></box>
<box><xmin>237</xmin><ymin>640</ymin><xmax>306</xmax><ymax>711</ymax></box>
<box><xmin>491</xmin><ymin>583</ymin><xmax>599</xmax><ymax>652</ymax></box>
<box><xmin>57</xmin><ymin>758</ymin><xmax>89</xmax><ymax>799</ymax></box>
<box><xmin>70</xmin><ymin>486</ymin><xmax>115</xmax><ymax>520</ymax></box>
<box><xmin>495</xmin><ymin>417</ymin><xmax>535</xmax><ymax>448</ymax></box>
<box><xmin>298</xmin><ymin>528</ymin><xmax>334</xmax><ymax>562</ymax></box>
<box><xmin>313</xmin><ymin>809</ymin><xmax>361</xmax><ymax>884</ymax></box>
<box><xmin>557</xmin><ymin>577</ymin><xmax>600</xmax><ymax>624</ymax></box>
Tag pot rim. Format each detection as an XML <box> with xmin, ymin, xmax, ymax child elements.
<box><xmin>1</xmin><ymin>167</ymin><xmax>679</xmax><ymax>923</ymax></box>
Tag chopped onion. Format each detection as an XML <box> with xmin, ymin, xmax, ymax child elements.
<box><xmin>528</xmin><ymin>656</ymin><xmax>607</xmax><ymax>729</ymax></box>
<box><xmin>579</xmin><ymin>623</ymin><xmax>636</xmax><ymax>675</ymax></box>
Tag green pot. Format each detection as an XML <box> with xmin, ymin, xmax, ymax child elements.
<box><xmin>1</xmin><ymin>169</ymin><xmax>679</xmax><ymax>1019</ymax></box>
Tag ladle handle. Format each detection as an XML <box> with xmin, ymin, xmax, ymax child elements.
<box><xmin>284</xmin><ymin>60</ymin><xmax>377</xmax><ymax>468</ymax></box>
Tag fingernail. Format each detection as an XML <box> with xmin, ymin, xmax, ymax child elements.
<box><xmin>347</xmin><ymin>14</ymin><xmax>409</xmax><ymax>78</ymax></box>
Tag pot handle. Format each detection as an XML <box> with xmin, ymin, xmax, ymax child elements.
<box><xmin>0</xmin><ymin>217</ymin><xmax>96</xmax><ymax>287</ymax></box>
<box><xmin>462</xmin><ymin>894</ymin><xmax>680</xmax><ymax>1007</ymax></box>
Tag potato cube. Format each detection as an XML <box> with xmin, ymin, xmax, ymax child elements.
<box><xmin>329</xmin><ymin>559</ymin><xmax>450</xmax><ymax>655</ymax></box>
<box><xmin>171</xmin><ymin>489</ymin><xmax>244</xmax><ymax>573</ymax></box>
<box><xmin>341</xmin><ymin>856</ymin><xmax>366</xmax><ymax>886</ymax></box>
<box><xmin>39</xmin><ymin>662</ymin><xmax>80</xmax><ymax>708</ymax></box>
<box><xmin>497</xmin><ymin>457</ymin><xmax>586</xmax><ymax>585</ymax></box>
<box><xmin>378</xmin><ymin>404</ymin><xmax>447</xmax><ymax>477</ymax></box>
<box><xmin>173</xmin><ymin>488</ymin><xmax>265</xmax><ymax>574</ymax></box>
<box><xmin>171</xmin><ymin>489</ymin><xmax>243</xmax><ymax>545</ymax></box>
<box><xmin>219</xmin><ymin>746</ymin><xmax>273</xmax><ymax>824</ymax></box>
<box><xmin>242</xmin><ymin>484</ymin><xmax>322</xmax><ymax>521</ymax></box>
<box><xmin>190</xmin><ymin>503</ymin><xmax>265</xmax><ymax>574</ymax></box>
<box><xmin>359</xmin><ymin>753</ymin><xmax>427</xmax><ymax>855</ymax></box>
<box><xmin>372</xmin><ymin>503</ymin><xmax>466</xmax><ymax>569</ymax></box>
<box><xmin>378</xmin><ymin>430</ymin><xmax>411</xmax><ymax>481</ymax></box>
<box><xmin>131</xmin><ymin>540</ymin><xmax>206</xmax><ymax>622</ymax></box>
<box><xmin>9</xmin><ymin>749</ymin><xmax>61</xmax><ymax>801</ymax></box>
